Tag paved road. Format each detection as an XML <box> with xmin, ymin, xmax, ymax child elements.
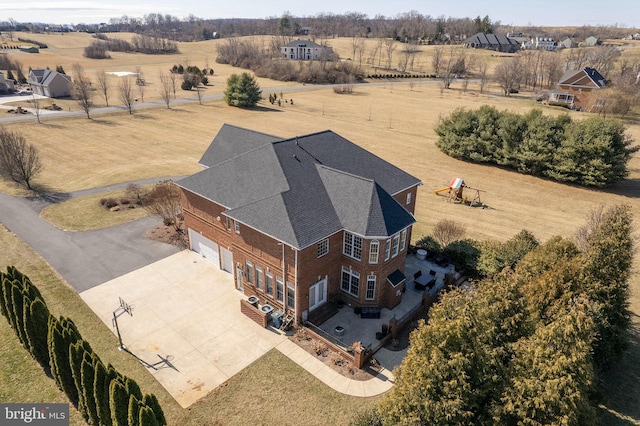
<box><xmin>0</xmin><ymin>178</ymin><xmax>184</xmax><ymax>292</ymax></box>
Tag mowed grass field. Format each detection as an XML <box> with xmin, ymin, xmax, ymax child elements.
<box><xmin>2</xmin><ymin>32</ymin><xmax>640</xmax><ymax>423</ymax></box>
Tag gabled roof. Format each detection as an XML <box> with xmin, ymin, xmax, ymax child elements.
<box><xmin>178</xmin><ymin>125</ymin><xmax>421</xmax><ymax>249</ymax></box>
<box><xmin>282</xmin><ymin>39</ymin><xmax>324</xmax><ymax>49</ymax></box>
<box><xmin>558</xmin><ymin>67</ymin><xmax>608</xmax><ymax>88</ymax></box>
<box><xmin>464</xmin><ymin>32</ymin><xmax>520</xmax><ymax>47</ymax></box>
<box><xmin>28</xmin><ymin>69</ymin><xmax>71</xmax><ymax>86</ymax></box>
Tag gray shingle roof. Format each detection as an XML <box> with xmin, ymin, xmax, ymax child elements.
<box><xmin>282</xmin><ymin>39</ymin><xmax>323</xmax><ymax>49</ymax></box>
<box><xmin>178</xmin><ymin>125</ymin><xmax>421</xmax><ymax>249</ymax></box>
<box><xmin>464</xmin><ymin>32</ymin><xmax>520</xmax><ymax>47</ymax></box>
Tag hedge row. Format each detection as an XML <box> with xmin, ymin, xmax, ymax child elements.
<box><xmin>0</xmin><ymin>267</ymin><xmax>165</xmax><ymax>426</ymax></box>
<box><xmin>435</xmin><ymin>106</ymin><xmax>638</xmax><ymax>187</ymax></box>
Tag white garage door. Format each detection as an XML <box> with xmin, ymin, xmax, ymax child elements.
<box><xmin>188</xmin><ymin>229</ymin><xmax>220</xmax><ymax>268</ymax></box>
<box><xmin>221</xmin><ymin>248</ymin><xmax>233</xmax><ymax>274</ymax></box>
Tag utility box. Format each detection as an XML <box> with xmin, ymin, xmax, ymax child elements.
<box><xmin>271</xmin><ymin>309</ymin><xmax>284</xmax><ymax>329</ymax></box>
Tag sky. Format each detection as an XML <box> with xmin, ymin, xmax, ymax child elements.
<box><xmin>1</xmin><ymin>0</ymin><xmax>639</xmax><ymax>28</ymax></box>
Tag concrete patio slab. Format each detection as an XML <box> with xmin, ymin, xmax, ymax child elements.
<box><xmin>81</xmin><ymin>250</ymin><xmax>399</xmax><ymax>407</ymax></box>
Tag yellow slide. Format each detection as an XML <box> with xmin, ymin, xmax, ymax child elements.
<box><xmin>434</xmin><ymin>187</ymin><xmax>451</xmax><ymax>194</ymax></box>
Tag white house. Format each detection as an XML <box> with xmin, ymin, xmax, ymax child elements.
<box><xmin>27</xmin><ymin>69</ymin><xmax>71</xmax><ymax>98</ymax></box>
<box><xmin>281</xmin><ymin>39</ymin><xmax>334</xmax><ymax>61</ymax></box>
<box><xmin>533</xmin><ymin>36</ymin><xmax>556</xmax><ymax>51</ymax></box>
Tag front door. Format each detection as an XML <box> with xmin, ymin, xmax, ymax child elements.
<box><xmin>309</xmin><ymin>277</ymin><xmax>327</xmax><ymax>312</ymax></box>
<box><xmin>221</xmin><ymin>248</ymin><xmax>233</xmax><ymax>273</ymax></box>
<box><xmin>236</xmin><ymin>265</ymin><xmax>244</xmax><ymax>292</ymax></box>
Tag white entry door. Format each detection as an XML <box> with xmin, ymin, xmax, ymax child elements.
<box><xmin>221</xmin><ymin>248</ymin><xmax>233</xmax><ymax>274</ymax></box>
<box><xmin>188</xmin><ymin>229</ymin><xmax>220</xmax><ymax>268</ymax></box>
<box><xmin>309</xmin><ymin>277</ymin><xmax>327</xmax><ymax>312</ymax></box>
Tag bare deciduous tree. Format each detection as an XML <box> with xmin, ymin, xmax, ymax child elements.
<box><xmin>193</xmin><ymin>75</ymin><xmax>203</xmax><ymax>104</ymax></box>
<box><xmin>30</xmin><ymin>93</ymin><xmax>42</xmax><ymax>124</ymax></box>
<box><xmin>159</xmin><ymin>71</ymin><xmax>172</xmax><ymax>108</ymax></box>
<box><xmin>476</xmin><ymin>58</ymin><xmax>489</xmax><ymax>94</ymax></box>
<box><xmin>0</xmin><ymin>127</ymin><xmax>42</xmax><ymax>190</ymax></box>
<box><xmin>169</xmin><ymin>71</ymin><xmax>177</xmax><ymax>99</ymax></box>
<box><xmin>433</xmin><ymin>219</ymin><xmax>466</xmax><ymax>248</ymax></box>
<box><xmin>143</xmin><ymin>180</ymin><xmax>183</xmax><ymax>231</ymax></box>
<box><xmin>136</xmin><ymin>66</ymin><xmax>145</xmax><ymax>103</ymax></box>
<box><xmin>493</xmin><ymin>56</ymin><xmax>523</xmax><ymax>96</ymax></box>
<box><xmin>118</xmin><ymin>76</ymin><xmax>135</xmax><ymax>114</ymax></box>
<box><xmin>384</xmin><ymin>38</ymin><xmax>396</xmax><ymax>69</ymax></box>
<box><xmin>95</xmin><ymin>70</ymin><xmax>110</xmax><ymax>106</ymax></box>
<box><xmin>71</xmin><ymin>63</ymin><xmax>93</xmax><ymax>119</ymax></box>
<box><xmin>573</xmin><ymin>205</ymin><xmax>607</xmax><ymax>251</ymax></box>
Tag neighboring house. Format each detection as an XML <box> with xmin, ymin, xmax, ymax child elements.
<box><xmin>533</xmin><ymin>36</ymin><xmax>556</xmax><ymax>51</ymax></box>
<box><xmin>27</xmin><ymin>69</ymin><xmax>71</xmax><ymax>98</ymax></box>
<box><xmin>584</xmin><ymin>36</ymin><xmax>602</xmax><ymax>46</ymax></box>
<box><xmin>281</xmin><ymin>39</ymin><xmax>334</xmax><ymax>60</ymax></box>
<box><xmin>0</xmin><ymin>71</ymin><xmax>16</xmax><ymax>93</ymax></box>
<box><xmin>463</xmin><ymin>33</ymin><xmax>520</xmax><ymax>53</ymax></box>
<box><xmin>558</xmin><ymin>36</ymin><xmax>575</xmax><ymax>49</ymax></box>
<box><xmin>177</xmin><ymin>124</ymin><xmax>422</xmax><ymax>326</ymax></box>
<box><xmin>549</xmin><ymin>67</ymin><xmax>608</xmax><ymax>109</ymax></box>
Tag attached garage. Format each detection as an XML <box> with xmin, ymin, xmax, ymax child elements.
<box><xmin>188</xmin><ymin>229</ymin><xmax>220</xmax><ymax>268</ymax></box>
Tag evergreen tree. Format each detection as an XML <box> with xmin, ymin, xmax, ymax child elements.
<box><xmin>11</xmin><ymin>282</ymin><xmax>28</xmax><ymax>347</ymax></box>
<box><xmin>141</xmin><ymin>394</ymin><xmax>166</xmax><ymax>426</ymax></box>
<box><xmin>580</xmin><ymin>204</ymin><xmax>634</xmax><ymax>370</ymax></box>
<box><xmin>138</xmin><ymin>406</ymin><xmax>159</xmax><ymax>426</ymax></box>
<box><xmin>125</xmin><ymin>377</ymin><xmax>143</xmax><ymax>401</ymax></box>
<box><xmin>24</xmin><ymin>297</ymin><xmax>51</xmax><ymax>371</ymax></box>
<box><xmin>223</xmin><ymin>72</ymin><xmax>262</xmax><ymax>107</ymax></box>
<box><xmin>82</xmin><ymin>355</ymin><xmax>99</xmax><ymax>426</ymax></box>
<box><xmin>109</xmin><ymin>379</ymin><xmax>129</xmax><ymax>426</ymax></box>
<box><xmin>93</xmin><ymin>361</ymin><xmax>112</xmax><ymax>426</ymax></box>
<box><xmin>0</xmin><ymin>274</ymin><xmax>9</xmax><ymax>320</ymax></box>
<box><xmin>127</xmin><ymin>395</ymin><xmax>141</xmax><ymax>426</ymax></box>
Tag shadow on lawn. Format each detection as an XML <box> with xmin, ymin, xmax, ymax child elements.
<box><xmin>25</xmin><ymin>184</ymin><xmax>70</xmax><ymax>210</ymax></box>
<box><xmin>597</xmin><ymin>325</ymin><xmax>640</xmax><ymax>425</ymax></box>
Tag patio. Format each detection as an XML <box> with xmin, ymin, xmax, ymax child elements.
<box><xmin>311</xmin><ymin>253</ymin><xmax>456</xmax><ymax>353</ymax></box>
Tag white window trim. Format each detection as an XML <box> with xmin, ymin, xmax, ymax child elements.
<box><xmin>343</xmin><ymin>232</ymin><xmax>362</xmax><ymax>261</ymax></box>
<box><xmin>245</xmin><ymin>261</ymin><xmax>253</xmax><ymax>284</ymax></box>
<box><xmin>385</xmin><ymin>238</ymin><xmax>391</xmax><ymax>261</ymax></box>
<box><xmin>341</xmin><ymin>266</ymin><xmax>360</xmax><ymax>297</ymax></box>
<box><xmin>400</xmin><ymin>229</ymin><xmax>407</xmax><ymax>252</ymax></box>
<box><xmin>406</xmin><ymin>192</ymin><xmax>412</xmax><ymax>205</ymax></box>
<box><xmin>317</xmin><ymin>239</ymin><xmax>329</xmax><ymax>258</ymax></box>
<box><xmin>234</xmin><ymin>221</ymin><xmax>240</xmax><ymax>233</ymax></box>
<box><xmin>255</xmin><ymin>266</ymin><xmax>263</xmax><ymax>290</ymax></box>
<box><xmin>366</xmin><ymin>275</ymin><xmax>376</xmax><ymax>300</ymax></box>
<box><xmin>286</xmin><ymin>284</ymin><xmax>295</xmax><ymax>309</ymax></box>
<box><xmin>392</xmin><ymin>234</ymin><xmax>400</xmax><ymax>258</ymax></box>
<box><xmin>276</xmin><ymin>277</ymin><xmax>284</xmax><ymax>302</ymax></box>
<box><xmin>369</xmin><ymin>240</ymin><xmax>379</xmax><ymax>264</ymax></box>
<box><xmin>265</xmin><ymin>272</ymin><xmax>273</xmax><ymax>296</ymax></box>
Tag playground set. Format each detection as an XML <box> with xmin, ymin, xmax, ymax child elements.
<box><xmin>434</xmin><ymin>177</ymin><xmax>485</xmax><ymax>207</ymax></box>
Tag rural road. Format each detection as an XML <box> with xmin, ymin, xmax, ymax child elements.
<box><xmin>0</xmin><ymin>80</ymin><xmax>444</xmax><ymax>123</ymax></box>
<box><xmin>0</xmin><ymin>178</ymin><xmax>185</xmax><ymax>292</ymax></box>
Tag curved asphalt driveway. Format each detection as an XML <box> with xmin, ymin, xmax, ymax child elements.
<box><xmin>0</xmin><ymin>177</ymin><xmax>185</xmax><ymax>292</ymax></box>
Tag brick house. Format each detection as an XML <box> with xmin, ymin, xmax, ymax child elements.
<box><xmin>549</xmin><ymin>67</ymin><xmax>608</xmax><ymax>110</ymax></box>
<box><xmin>177</xmin><ymin>124</ymin><xmax>422</xmax><ymax>326</ymax></box>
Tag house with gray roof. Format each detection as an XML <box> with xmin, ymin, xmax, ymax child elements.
<box><xmin>177</xmin><ymin>124</ymin><xmax>421</xmax><ymax>327</ymax></box>
<box><xmin>281</xmin><ymin>39</ymin><xmax>334</xmax><ymax>60</ymax></box>
<box><xmin>27</xmin><ymin>69</ymin><xmax>71</xmax><ymax>98</ymax></box>
<box><xmin>463</xmin><ymin>32</ymin><xmax>520</xmax><ymax>53</ymax></box>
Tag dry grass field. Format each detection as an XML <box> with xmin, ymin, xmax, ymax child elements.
<box><xmin>2</xmin><ymin>31</ymin><xmax>640</xmax><ymax>424</ymax></box>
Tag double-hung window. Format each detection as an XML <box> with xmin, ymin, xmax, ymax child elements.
<box><xmin>400</xmin><ymin>229</ymin><xmax>407</xmax><ymax>252</ymax></box>
<box><xmin>286</xmin><ymin>285</ymin><xmax>295</xmax><ymax>309</ymax></box>
<box><xmin>245</xmin><ymin>261</ymin><xmax>254</xmax><ymax>284</ymax></box>
<box><xmin>369</xmin><ymin>240</ymin><xmax>379</xmax><ymax>264</ymax></box>
<box><xmin>276</xmin><ymin>277</ymin><xmax>284</xmax><ymax>302</ymax></box>
<box><xmin>341</xmin><ymin>267</ymin><xmax>360</xmax><ymax>297</ymax></box>
<box><xmin>255</xmin><ymin>266</ymin><xmax>263</xmax><ymax>290</ymax></box>
<box><xmin>392</xmin><ymin>234</ymin><xmax>400</xmax><ymax>258</ymax></box>
<box><xmin>343</xmin><ymin>232</ymin><xmax>362</xmax><ymax>260</ymax></box>
<box><xmin>265</xmin><ymin>272</ymin><xmax>273</xmax><ymax>296</ymax></box>
<box><xmin>366</xmin><ymin>275</ymin><xmax>376</xmax><ymax>300</ymax></box>
<box><xmin>385</xmin><ymin>238</ymin><xmax>391</xmax><ymax>261</ymax></box>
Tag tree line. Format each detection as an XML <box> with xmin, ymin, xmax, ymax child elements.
<box><xmin>0</xmin><ymin>266</ymin><xmax>166</xmax><ymax>425</ymax></box>
<box><xmin>353</xmin><ymin>204</ymin><xmax>633</xmax><ymax>425</ymax></box>
<box><xmin>435</xmin><ymin>106</ymin><xmax>638</xmax><ymax>187</ymax></box>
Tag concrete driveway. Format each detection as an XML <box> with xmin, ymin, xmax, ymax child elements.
<box><xmin>80</xmin><ymin>250</ymin><xmax>289</xmax><ymax>408</ymax></box>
